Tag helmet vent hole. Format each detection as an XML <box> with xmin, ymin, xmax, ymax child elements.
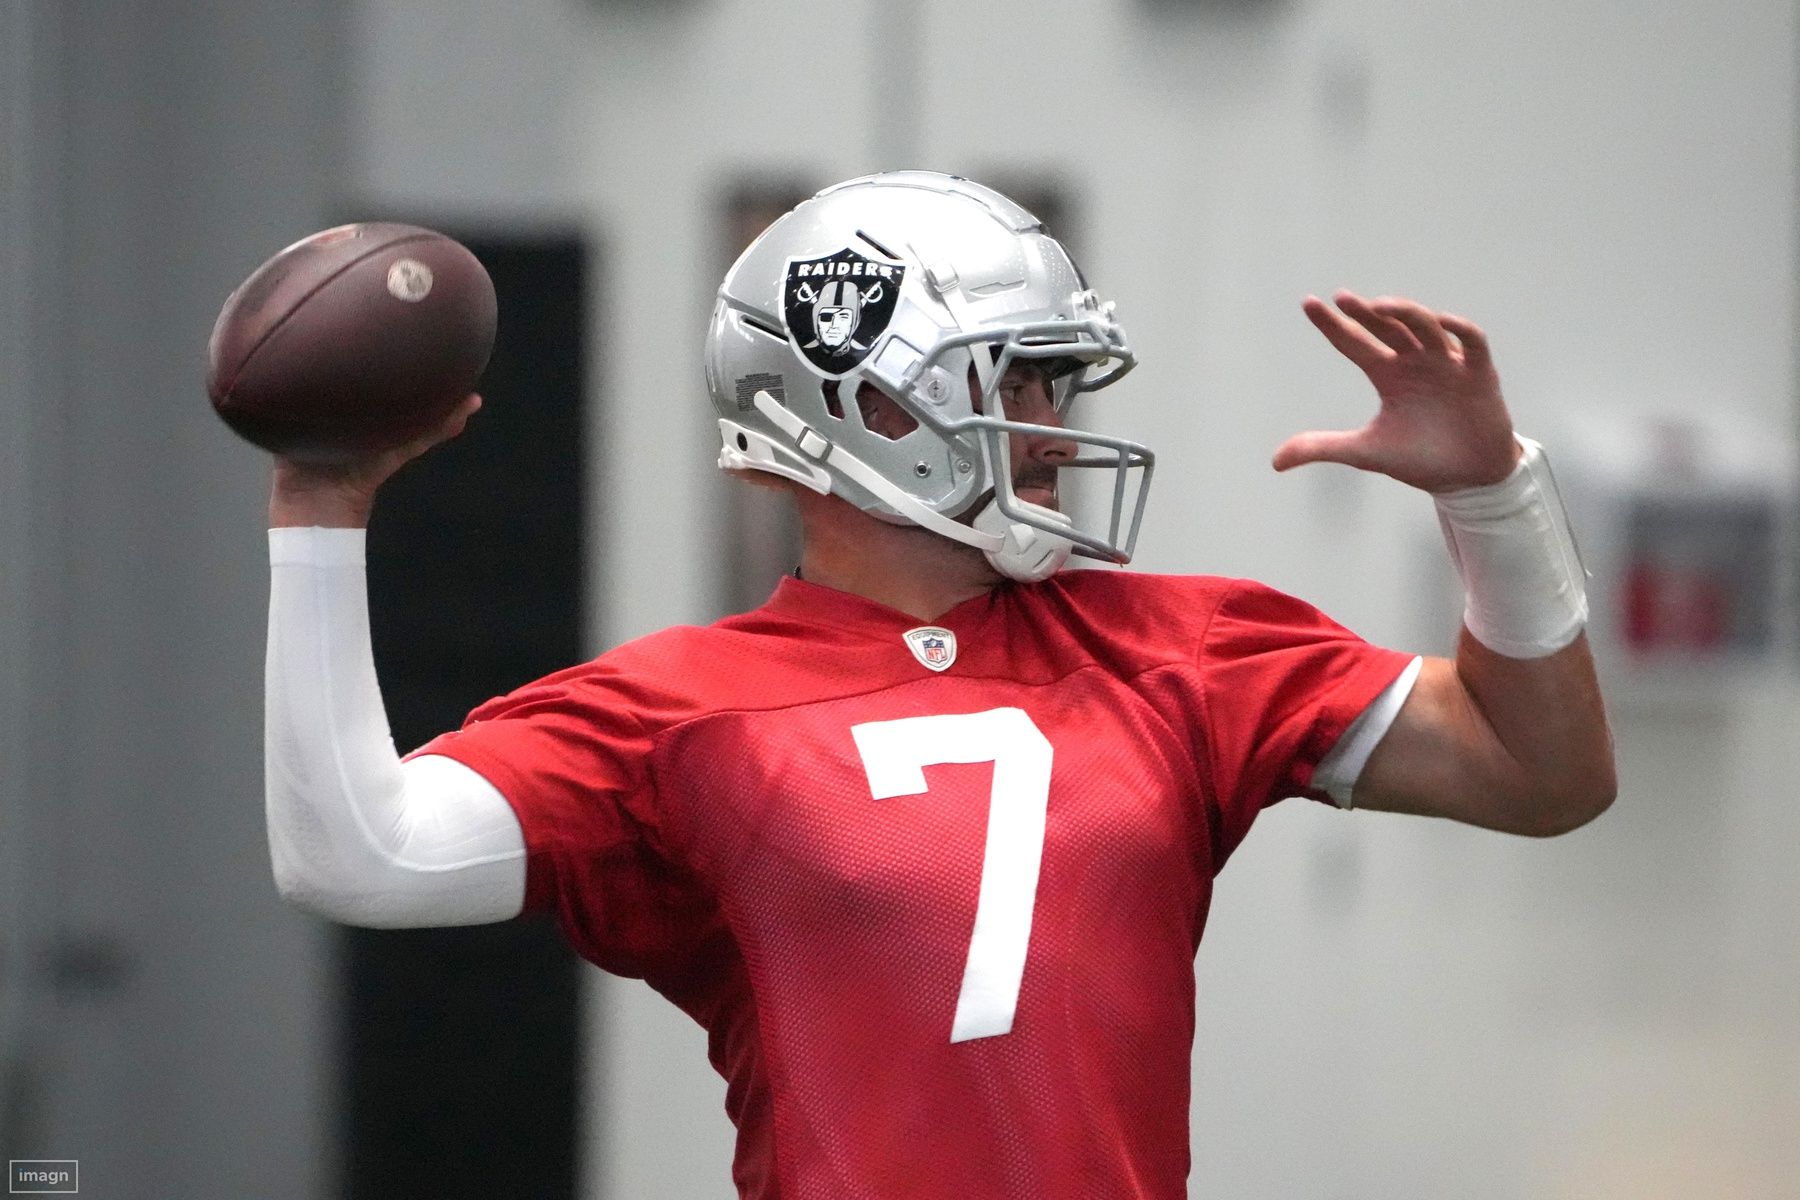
<box><xmin>735</xmin><ymin>432</ymin><xmax>748</xmax><ymax>452</ymax></box>
<box><xmin>855</xmin><ymin>228</ymin><xmax>899</xmax><ymax>260</ymax></box>
<box><xmin>822</xmin><ymin>380</ymin><xmax>845</xmax><ymax>421</ymax></box>
<box><xmin>740</xmin><ymin>315</ymin><xmax>786</xmax><ymax>342</ymax></box>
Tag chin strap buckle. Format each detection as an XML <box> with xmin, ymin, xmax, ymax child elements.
<box><xmin>797</xmin><ymin>428</ymin><xmax>831</xmax><ymax>461</ymax></box>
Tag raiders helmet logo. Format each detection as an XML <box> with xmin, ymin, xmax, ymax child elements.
<box><xmin>782</xmin><ymin>248</ymin><xmax>906</xmax><ymax>377</ymax></box>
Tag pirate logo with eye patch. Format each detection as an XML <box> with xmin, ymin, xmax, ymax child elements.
<box><xmin>782</xmin><ymin>247</ymin><xmax>906</xmax><ymax>377</ymax></box>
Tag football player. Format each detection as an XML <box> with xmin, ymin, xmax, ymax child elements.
<box><xmin>262</xmin><ymin>172</ymin><xmax>1613</xmax><ymax>1198</ymax></box>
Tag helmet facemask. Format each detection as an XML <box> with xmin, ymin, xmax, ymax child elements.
<box><xmin>903</xmin><ymin>305</ymin><xmax>1152</xmax><ymax>569</ymax></box>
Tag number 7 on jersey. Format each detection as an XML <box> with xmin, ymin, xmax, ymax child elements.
<box><xmin>850</xmin><ymin>707</ymin><xmax>1053</xmax><ymax>1044</ymax></box>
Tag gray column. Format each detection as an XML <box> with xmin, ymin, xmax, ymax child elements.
<box><xmin>1</xmin><ymin>2</ymin><xmax>348</xmax><ymax>1195</ymax></box>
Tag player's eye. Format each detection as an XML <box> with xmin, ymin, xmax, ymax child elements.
<box><xmin>1000</xmin><ymin>387</ymin><xmax>1033</xmax><ymax>418</ymax></box>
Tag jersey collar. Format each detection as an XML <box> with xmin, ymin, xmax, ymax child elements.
<box><xmin>763</xmin><ymin>574</ymin><xmax>1005</xmax><ymax>636</ymax></box>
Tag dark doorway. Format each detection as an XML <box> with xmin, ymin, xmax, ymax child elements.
<box><xmin>345</xmin><ymin>233</ymin><xmax>588</xmax><ymax>1200</ymax></box>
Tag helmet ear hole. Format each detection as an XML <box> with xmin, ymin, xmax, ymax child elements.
<box><xmin>736</xmin><ymin>432</ymin><xmax>749</xmax><ymax>451</ymax></box>
<box><xmin>822</xmin><ymin>380</ymin><xmax>845</xmax><ymax>421</ymax></box>
<box><xmin>855</xmin><ymin>381</ymin><xmax>920</xmax><ymax>441</ymax></box>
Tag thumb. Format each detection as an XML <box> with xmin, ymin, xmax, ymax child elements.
<box><xmin>396</xmin><ymin>393</ymin><xmax>483</xmax><ymax>462</ymax></box>
<box><xmin>438</xmin><ymin>392</ymin><xmax>483</xmax><ymax>442</ymax></box>
<box><xmin>1270</xmin><ymin>428</ymin><xmax>1375</xmax><ymax>473</ymax></box>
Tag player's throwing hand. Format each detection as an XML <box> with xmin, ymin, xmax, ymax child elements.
<box><xmin>268</xmin><ymin>393</ymin><xmax>482</xmax><ymax>529</ymax></box>
<box><xmin>1272</xmin><ymin>290</ymin><xmax>1520</xmax><ymax>493</ymax></box>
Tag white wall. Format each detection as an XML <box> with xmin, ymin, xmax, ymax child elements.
<box><xmin>349</xmin><ymin>1</ymin><xmax>1800</xmax><ymax>1195</ymax></box>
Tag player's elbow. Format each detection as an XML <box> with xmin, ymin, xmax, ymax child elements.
<box><xmin>268</xmin><ymin>833</ymin><xmax>524</xmax><ymax>928</ymax></box>
<box><xmin>272</xmin><ymin>854</ymin><xmax>368</xmax><ymax>925</ymax></box>
<box><xmin>273</xmin><ymin>857</ymin><xmax>334</xmax><ymax>918</ymax></box>
<box><xmin>271</xmin><ymin>851</ymin><xmax>408</xmax><ymax>928</ymax></box>
<box><xmin>1513</xmin><ymin>763</ymin><xmax>1617</xmax><ymax>838</ymax></box>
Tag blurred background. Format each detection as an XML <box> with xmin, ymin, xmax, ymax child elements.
<box><xmin>3</xmin><ymin>0</ymin><xmax>1798</xmax><ymax>1196</ymax></box>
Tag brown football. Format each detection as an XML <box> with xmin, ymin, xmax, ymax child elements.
<box><xmin>206</xmin><ymin>222</ymin><xmax>496</xmax><ymax>463</ymax></box>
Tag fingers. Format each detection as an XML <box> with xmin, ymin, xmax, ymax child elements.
<box><xmin>1271</xmin><ymin>428</ymin><xmax>1378</xmax><ymax>474</ymax></box>
<box><xmin>268</xmin><ymin>394</ymin><xmax>484</xmax><ymax>529</ymax></box>
<box><xmin>400</xmin><ymin>393</ymin><xmax>483</xmax><ymax>460</ymax></box>
<box><xmin>1370</xmin><ymin>297</ymin><xmax>1454</xmax><ymax>357</ymax></box>
<box><xmin>438</xmin><ymin>392</ymin><xmax>483</xmax><ymax>444</ymax></box>
<box><xmin>1335</xmin><ymin>292</ymin><xmax>1422</xmax><ymax>354</ymax></box>
<box><xmin>1311</xmin><ymin>291</ymin><xmax>1480</xmax><ymax>367</ymax></box>
<box><xmin>1436</xmin><ymin>312</ymin><xmax>1492</xmax><ymax>373</ymax></box>
<box><xmin>1302</xmin><ymin>295</ymin><xmax>1393</xmax><ymax>372</ymax></box>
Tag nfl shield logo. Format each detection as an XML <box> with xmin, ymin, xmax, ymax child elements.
<box><xmin>902</xmin><ymin>626</ymin><xmax>958</xmax><ymax>673</ymax></box>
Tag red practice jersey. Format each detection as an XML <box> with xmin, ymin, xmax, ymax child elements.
<box><xmin>415</xmin><ymin>570</ymin><xmax>1412</xmax><ymax>1198</ymax></box>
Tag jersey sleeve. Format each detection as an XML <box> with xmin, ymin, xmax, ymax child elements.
<box><xmin>409</xmin><ymin>665</ymin><xmax>700</xmax><ymax>978</ymax></box>
<box><xmin>1197</xmin><ymin>579</ymin><xmax>1415</xmax><ymax>862</ymax></box>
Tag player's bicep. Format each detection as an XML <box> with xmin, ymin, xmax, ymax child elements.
<box><xmin>1350</xmin><ymin>655</ymin><xmax>1531</xmax><ymax>830</ymax></box>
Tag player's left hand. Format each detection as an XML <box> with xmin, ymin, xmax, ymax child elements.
<box><xmin>1272</xmin><ymin>290</ymin><xmax>1520</xmax><ymax>493</ymax></box>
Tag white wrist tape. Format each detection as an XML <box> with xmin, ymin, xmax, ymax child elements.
<box><xmin>1434</xmin><ymin>435</ymin><xmax>1588</xmax><ymax>658</ymax></box>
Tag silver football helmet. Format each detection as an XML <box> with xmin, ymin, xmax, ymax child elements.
<box><xmin>705</xmin><ymin>171</ymin><xmax>1153</xmax><ymax>581</ymax></box>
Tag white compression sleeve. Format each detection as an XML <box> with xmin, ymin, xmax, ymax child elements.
<box><xmin>266</xmin><ymin>527</ymin><xmax>527</xmax><ymax>927</ymax></box>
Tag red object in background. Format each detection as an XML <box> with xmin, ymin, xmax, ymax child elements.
<box><xmin>1624</xmin><ymin>560</ymin><xmax>1729</xmax><ymax>652</ymax></box>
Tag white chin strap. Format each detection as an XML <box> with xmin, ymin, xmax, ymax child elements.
<box><xmin>727</xmin><ymin>391</ymin><xmax>1075</xmax><ymax>582</ymax></box>
<box><xmin>973</xmin><ymin>497</ymin><xmax>1073</xmax><ymax>582</ymax></box>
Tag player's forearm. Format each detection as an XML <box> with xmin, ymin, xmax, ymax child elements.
<box><xmin>1451</xmin><ymin>629</ymin><xmax>1615</xmax><ymax>835</ymax></box>
<box><xmin>264</xmin><ymin>527</ymin><xmax>527</xmax><ymax>925</ymax></box>
<box><xmin>1432</xmin><ymin>437</ymin><xmax>1615</xmax><ymax>832</ymax></box>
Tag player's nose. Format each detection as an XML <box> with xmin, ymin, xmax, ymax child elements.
<box><xmin>1025</xmin><ymin>424</ymin><xmax>1077</xmax><ymax>466</ymax></box>
<box><xmin>1013</xmin><ymin>387</ymin><xmax>1077</xmax><ymax>464</ymax></box>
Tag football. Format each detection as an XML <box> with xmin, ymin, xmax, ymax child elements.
<box><xmin>206</xmin><ymin>222</ymin><xmax>496</xmax><ymax>463</ymax></box>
